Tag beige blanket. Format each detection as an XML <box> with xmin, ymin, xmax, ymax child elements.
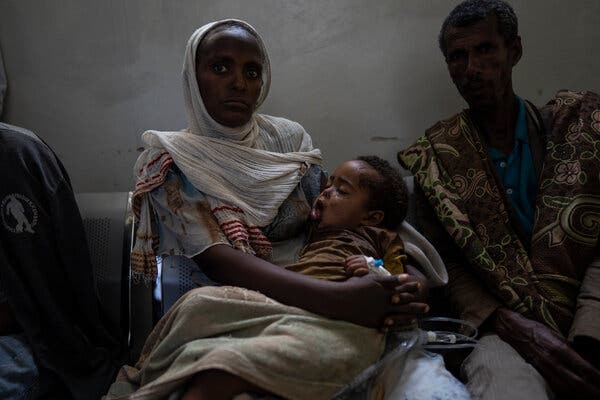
<box><xmin>105</xmin><ymin>286</ymin><xmax>384</xmax><ymax>400</ymax></box>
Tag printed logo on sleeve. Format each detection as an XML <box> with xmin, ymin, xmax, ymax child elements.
<box><xmin>1</xmin><ymin>194</ymin><xmax>38</xmax><ymax>234</ymax></box>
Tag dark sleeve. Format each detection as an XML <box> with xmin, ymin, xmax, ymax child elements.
<box><xmin>0</xmin><ymin>130</ymin><xmax>119</xmax><ymax>398</ymax></box>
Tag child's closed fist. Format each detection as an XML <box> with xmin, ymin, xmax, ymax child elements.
<box><xmin>344</xmin><ymin>255</ymin><xmax>369</xmax><ymax>277</ymax></box>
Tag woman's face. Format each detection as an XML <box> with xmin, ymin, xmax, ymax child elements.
<box><xmin>196</xmin><ymin>26</ymin><xmax>264</xmax><ymax>127</ymax></box>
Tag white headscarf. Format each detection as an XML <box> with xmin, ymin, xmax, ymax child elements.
<box><xmin>181</xmin><ymin>19</ymin><xmax>271</xmax><ymax>145</ymax></box>
<box><xmin>136</xmin><ymin>19</ymin><xmax>322</xmax><ymax>227</ymax></box>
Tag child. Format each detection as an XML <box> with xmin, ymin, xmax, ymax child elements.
<box><xmin>285</xmin><ymin>155</ymin><xmax>409</xmax><ymax>282</ymax></box>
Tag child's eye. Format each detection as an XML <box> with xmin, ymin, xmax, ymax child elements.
<box><xmin>246</xmin><ymin>69</ymin><xmax>259</xmax><ymax>79</ymax></box>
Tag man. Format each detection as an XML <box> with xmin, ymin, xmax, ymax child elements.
<box><xmin>0</xmin><ymin>120</ymin><xmax>123</xmax><ymax>399</ymax></box>
<box><xmin>398</xmin><ymin>1</ymin><xmax>600</xmax><ymax>399</ymax></box>
<box><xmin>0</xmin><ymin>48</ymin><xmax>6</xmax><ymax>119</ymax></box>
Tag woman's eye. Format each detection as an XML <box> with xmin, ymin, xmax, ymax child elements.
<box><xmin>212</xmin><ymin>64</ymin><xmax>227</xmax><ymax>73</ymax></box>
<box><xmin>246</xmin><ymin>69</ymin><xmax>260</xmax><ymax>79</ymax></box>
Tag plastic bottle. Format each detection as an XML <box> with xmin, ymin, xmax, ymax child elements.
<box><xmin>365</xmin><ymin>256</ymin><xmax>390</xmax><ymax>276</ymax></box>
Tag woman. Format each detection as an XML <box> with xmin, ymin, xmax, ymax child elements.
<box><xmin>110</xmin><ymin>20</ymin><xmax>429</xmax><ymax>399</ymax></box>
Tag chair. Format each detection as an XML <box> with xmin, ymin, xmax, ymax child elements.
<box><xmin>159</xmin><ymin>254</ymin><xmax>212</xmax><ymax>316</ymax></box>
<box><xmin>75</xmin><ymin>191</ymin><xmax>153</xmax><ymax>362</ymax></box>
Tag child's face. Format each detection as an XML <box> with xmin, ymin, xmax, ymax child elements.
<box><xmin>310</xmin><ymin>160</ymin><xmax>380</xmax><ymax>230</ymax></box>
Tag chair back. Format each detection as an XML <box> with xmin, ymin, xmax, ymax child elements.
<box><xmin>75</xmin><ymin>192</ymin><xmax>131</xmax><ymax>329</ymax></box>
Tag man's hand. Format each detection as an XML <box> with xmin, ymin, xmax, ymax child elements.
<box><xmin>494</xmin><ymin>307</ymin><xmax>600</xmax><ymax>400</ymax></box>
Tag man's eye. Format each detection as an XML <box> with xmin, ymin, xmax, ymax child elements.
<box><xmin>212</xmin><ymin>64</ymin><xmax>227</xmax><ymax>73</ymax></box>
<box><xmin>479</xmin><ymin>44</ymin><xmax>493</xmax><ymax>54</ymax></box>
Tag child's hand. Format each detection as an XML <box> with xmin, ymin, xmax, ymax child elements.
<box><xmin>344</xmin><ymin>255</ymin><xmax>370</xmax><ymax>277</ymax></box>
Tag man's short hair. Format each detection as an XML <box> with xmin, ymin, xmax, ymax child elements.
<box><xmin>357</xmin><ymin>155</ymin><xmax>408</xmax><ymax>229</ymax></box>
<box><xmin>439</xmin><ymin>0</ymin><xmax>519</xmax><ymax>57</ymax></box>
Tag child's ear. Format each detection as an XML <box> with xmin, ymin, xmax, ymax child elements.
<box><xmin>362</xmin><ymin>210</ymin><xmax>384</xmax><ymax>227</ymax></box>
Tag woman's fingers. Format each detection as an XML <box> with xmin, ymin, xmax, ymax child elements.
<box><xmin>373</xmin><ymin>274</ymin><xmax>423</xmax><ymax>304</ymax></box>
<box><xmin>374</xmin><ymin>273</ymin><xmax>411</xmax><ymax>289</ymax></box>
<box><xmin>391</xmin><ymin>302</ymin><xmax>429</xmax><ymax>315</ymax></box>
<box><xmin>344</xmin><ymin>274</ymin><xmax>429</xmax><ymax>329</ymax></box>
<box><xmin>395</xmin><ymin>281</ymin><xmax>420</xmax><ymax>293</ymax></box>
<box><xmin>390</xmin><ymin>291</ymin><xmax>417</xmax><ymax>305</ymax></box>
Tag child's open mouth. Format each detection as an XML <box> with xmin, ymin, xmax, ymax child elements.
<box><xmin>310</xmin><ymin>198</ymin><xmax>324</xmax><ymax>222</ymax></box>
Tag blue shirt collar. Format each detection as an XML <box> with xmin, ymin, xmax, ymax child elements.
<box><xmin>514</xmin><ymin>97</ymin><xmax>528</xmax><ymax>144</ymax></box>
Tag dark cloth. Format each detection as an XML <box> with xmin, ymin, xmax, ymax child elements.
<box><xmin>398</xmin><ymin>90</ymin><xmax>600</xmax><ymax>341</ymax></box>
<box><xmin>285</xmin><ymin>225</ymin><xmax>406</xmax><ymax>281</ymax></box>
<box><xmin>0</xmin><ymin>123</ymin><xmax>122</xmax><ymax>399</ymax></box>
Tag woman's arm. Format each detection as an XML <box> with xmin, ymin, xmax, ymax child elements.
<box><xmin>195</xmin><ymin>244</ymin><xmax>428</xmax><ymax>328</ymax></box>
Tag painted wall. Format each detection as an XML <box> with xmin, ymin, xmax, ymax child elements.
<box><xmin>1</xmin><ymin>0</ymin><xmax>598</xmax><ymax>192</ymax></box>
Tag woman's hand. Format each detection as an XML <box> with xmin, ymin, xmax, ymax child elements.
<box><xmin>342</xmin><ymin>259</ymin><xmax>430</xmax><ymax>330</ymax></box>
<box><xmin>404</xmin><ymin>264</ymin><xmax>429</xmax><ymax>304</ymax></box>
<box><xmin>382</xmin><ymin>270</ymin><xmax>430</xmax><ymax>330</ymax></box>
<box><xmin>336</xmin><ymin>273</ymin><xmax>429</xmax><ymax>330</ymax></box>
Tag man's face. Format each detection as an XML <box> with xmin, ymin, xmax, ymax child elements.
<box><xmin>443</xmin><ymin>15</ymin><xmax>521</xmax><ymax>109</ymax></box>
<box><xmin>310</xmin><ymin>160</ymin><xmax>380</xmax><ymax>230</ymax></box>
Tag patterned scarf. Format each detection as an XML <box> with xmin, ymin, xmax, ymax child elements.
<box><xmin>399</xmin><ymin>90</ymin><xmax>600</xmax><ymax>336</ymax></box>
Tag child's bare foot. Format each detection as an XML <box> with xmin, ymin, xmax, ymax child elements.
<box><xmin>181</xmin><ymin>369</ymin><xmax>269</xmax><ymax>400</ymax></box>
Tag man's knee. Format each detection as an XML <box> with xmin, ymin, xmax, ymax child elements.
<box><xmin>461</xmin><ymin>334</ymin><xmax>553</xmax><ymax>400</ymax></box>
